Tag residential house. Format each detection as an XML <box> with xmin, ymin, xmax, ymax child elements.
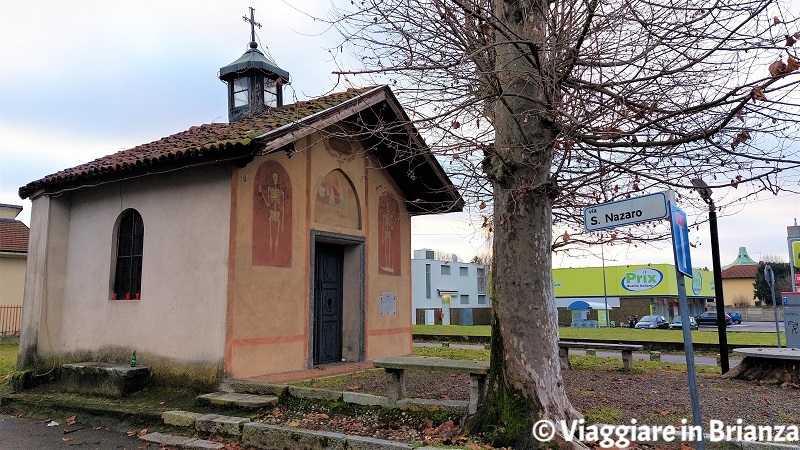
<box><xmin>411</xmin><ymin>249</ymin><xmax>491</xmax><ymax>325</ymax></box>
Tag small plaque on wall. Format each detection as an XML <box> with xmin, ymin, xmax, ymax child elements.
<box><xmin>379</xmin><ymin>292</ymin><xmax>397</xmax><ymax>316</ymax></box>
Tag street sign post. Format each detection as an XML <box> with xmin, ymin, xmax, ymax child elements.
<box><xmin>669</xmin><ymin>202</ymin><xmax>704</xmax><ymax>450</ymax></box>
<box><xmin>670</xmin><ymin>203</ymin><xmax>693</xmax><ymax>277</ymax></box>
<box><xmin>583</xmin><ymin>191</ymin><xmax>670</xmax><ymax>232</ymax></box>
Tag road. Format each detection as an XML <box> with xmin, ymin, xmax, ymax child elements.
<box><xmin>0</xmin><ymin>414</ymin><xmax>141</xmax><ymax>449</ymax></box>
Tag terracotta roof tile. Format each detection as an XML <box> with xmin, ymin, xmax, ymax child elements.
<box><xmin>721</xmin><ymin>264</ymin><xmax>759</xmax><ymax>279</ymax></box>
<box><xmin>19</xmin><ymin>87</ymin><xmax>376</xmax><ymax>199</ymax></box>
<box><xmin>0</xmin><ymin>219</ymin><xmax>30</xmax><ymax>253</ymax></box>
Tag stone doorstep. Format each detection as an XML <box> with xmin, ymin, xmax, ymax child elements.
<box><xmin>140</xmin><ymin>432</ymin><xmax>225</xmax><ymax>450</ymax></box>
<box><xmin>196</xmin><ymin>391</ymin><xmax>279</xmax><ymax>409</ymax></box>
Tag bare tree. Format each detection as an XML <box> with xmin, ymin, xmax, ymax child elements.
<box><xmin>321</xmin><ymin>0</ymin><xmax>800</xmax><ymax>446</ymax></box>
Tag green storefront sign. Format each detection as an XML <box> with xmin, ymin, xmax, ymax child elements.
<box><xmin>552</xmin><ymin>264</ymin><xmax>714</xmax><ymax>298</ymax></box>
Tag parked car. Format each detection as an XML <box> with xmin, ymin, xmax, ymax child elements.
<box><xmin>696</xmin><ymin>311</ymin><xmax>732</xmax><ymax>327</ymax></box>
<box><xmin>727</xmin><ymin>311</ymin><xmax>743</xmax><ymax>324</ymax></box>
<box><xmin>634</xmin><ymin>315</ymin><xmax>670</xmax><ymax>329</ymax></box>
<box><xmin>669</xmin><ymin>316</ymin><xmax>698</xmax><ymax>330</ymax></box>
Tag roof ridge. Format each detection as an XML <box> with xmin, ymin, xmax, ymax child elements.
<box><xmin>18</xmin><ymin>87</ymin><xmax>381</xmax><ymax>199</ymax></box>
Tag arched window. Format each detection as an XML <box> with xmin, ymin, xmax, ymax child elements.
<box><xmin>113</xmin><ymin>209</ymin><xmax>144</xmax><ymax>300</ymax></box>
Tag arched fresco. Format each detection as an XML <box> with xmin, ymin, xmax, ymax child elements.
<box><xmin>314</xmin><ymin>170</ymin><xmax>361</xmax><ymax>229</ymax></box>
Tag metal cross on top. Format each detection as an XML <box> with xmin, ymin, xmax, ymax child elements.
<box><xmin>243</xmin><ymin>7</ymin><xmax>262</xmax><ymax>47</ymax></box>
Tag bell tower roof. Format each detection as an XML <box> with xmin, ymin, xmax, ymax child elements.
<box><xmin>219</xmin><ymin>7</ymin><xmax>290</xmax><ymax>122</ymax></box>
<box><xmin>219</xmin><ymin>48</ymin><xmax>289</xmax><ymax>82</ymax></box>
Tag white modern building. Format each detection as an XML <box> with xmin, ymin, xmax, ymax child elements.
<box><xmin>411</xmin><ymin>249</ymin><xmax>491</xmax><ymax>325</ymax></box>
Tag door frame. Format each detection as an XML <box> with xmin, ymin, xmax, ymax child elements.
<box><xmin>308</xmin><ymin>230</ymin><xmax>365</xmax><ymax>369</ymax></box>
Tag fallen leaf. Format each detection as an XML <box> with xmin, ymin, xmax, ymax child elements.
<box><xmin>287</xmin><ymin>421</ymin><xmax>300</xmax><ymax>427</ymax></box>
<box><xmin>66</xmin><ymin>415</ymin><xmax>76</xmax><ymax>426</ymax></box>
<box><xmin>138</xmin><ymin>428</ymin><xmax>148</xmax><ymax>437</ymax></box>
<box><xmin>127</xmin><ymin>430</ymin><xmax>136</xmax><ymax>436</ymax></box>
<box><xmin>61</xmin><ymin>438</ymin><xmax>73</xmax><ymax>442</ymax></box>
<box><xmin>158</xmin><ymin>401</ymin><xmax>165</xmax><ymax>405</ymax></box>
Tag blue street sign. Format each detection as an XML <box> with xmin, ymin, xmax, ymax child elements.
<box><xmin>670</xmin><ymin>203</ymin><xmax>693</xmax><ymax>277</ymax></box>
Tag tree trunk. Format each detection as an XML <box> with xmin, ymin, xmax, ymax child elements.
<box><xmin>465</xmin><ymin>0</ymin><xmax>582</xmax><ymax>447</ymax></box>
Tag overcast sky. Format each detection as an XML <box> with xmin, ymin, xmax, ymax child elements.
<box><xmin>1</xmin><ymin>0</ymin><xmax>798</xmax><ymax>271</ymax></box>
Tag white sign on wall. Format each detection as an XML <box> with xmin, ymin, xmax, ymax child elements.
<box><xmin>584</xmin><ymin>191</ymin><xmax>671</xmax><ymax>232</ymax></box>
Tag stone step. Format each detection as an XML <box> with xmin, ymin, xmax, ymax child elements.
<box><xmin>162</xmin><ymin>410</ymin><xmax>251</xmax><ymax>436</ymax></box>
<box><xmin>196</xmin><ymin>391</ymin><xmax>279</xmax><ymax>409</ymax></box>
<box><xmin>140</xmin><ymin>432</ymin><xmax>225</xmax><ymax>449</ymax></box>
<box><xmin>219</xmin><ymin>378</ymin><xmax>288</xmax><ymax>396</ymax></box>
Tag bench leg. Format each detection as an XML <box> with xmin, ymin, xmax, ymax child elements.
<box><xmin>468</xmin><ymin>374</ymin><xmax>487</xmax><ymax>415</ymax></box>
<box><xmin>559</xmin><ymin>347</ymin><xmax>571</xmax><ymax>370</ymax></box>
<box><xmin>622</xmin><ymin>351</ymin><xmax>633</xmax><ymax>370</ymax></box>
<box><xmin>385</xmin><ymin>368</ymin><xmax>406</xmax><ymax>406</ymax></box>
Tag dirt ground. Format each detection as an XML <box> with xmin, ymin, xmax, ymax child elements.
<box><xmin>257</xmin><ymin>367</ymin><xmax>799</xmax><ymax>448</ymax></box>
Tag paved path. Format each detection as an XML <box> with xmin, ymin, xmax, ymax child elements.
<box><xmin>0</xmin><ymin>414</ymin><xmax>141</xmax><ymax>449</ymax></box>
<box><xmin>705</xmin><ymin>321</ymin><xmax>785</xmax><ymax>333</ymax></box>
<box><xmin>413</xmin><ymin>342</ymin><xmax>741</xmax><ymax>366</ymax></box>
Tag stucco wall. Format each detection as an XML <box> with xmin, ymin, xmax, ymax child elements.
<box><xmin>226</xmin><ymin>132</ymin><xmax>413</xmax><ymax>378</ymax></box>
<box><xmin>20</xmin><ymin>165</ymin><xmax>231</xmax><ymax>379</ymax></box>
<box><xmin>722</xmin><ymin>278</ymin><xmax>756</xmax><ymax>306</ymax></box>
<box><xmin>0</xmin><ymin>254</ymin><xmax>26</xmax><ymax>306</ymax></box>
<box><xmin>362</xmin><ymin>153</ymin><xmax>412</xmax><ymax>361</ymax></box>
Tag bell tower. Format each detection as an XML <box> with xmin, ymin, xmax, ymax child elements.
<box><xmin>219</xmin><ymin>7</ymin><xmax>290</xmax><ymax>122</ymax></box>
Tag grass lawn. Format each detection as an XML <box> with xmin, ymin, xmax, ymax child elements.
<box><xmin>1</xmin><ymin>344</ymin><xmax>18</xmax><ymax>395</ymax></box>
<box><xmin>293</xmin><ymin>346</ymin><xmax>720</xmax><ymax>392</ymax></box>
<box><xmin>413</xmin><ymin>324</ymin><xmax>785</xmax><ymax>346</ymax></box>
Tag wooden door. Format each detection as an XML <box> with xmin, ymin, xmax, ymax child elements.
<box><xmin>314</xmin><ymin>243</ymin><xmax>343</xmax><ymax>364</ymax></box>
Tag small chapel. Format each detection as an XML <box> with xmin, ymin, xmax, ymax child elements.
<box><xmin>17</xmin><ymin>12</ymin><xmax>461</xmax><ymax>385</ymax></box>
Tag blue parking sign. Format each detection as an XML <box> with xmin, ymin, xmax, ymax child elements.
<box><xmin>670</xmin><ymin>204</ymin><xmax>693</xmax><ymax>277</ymax></box>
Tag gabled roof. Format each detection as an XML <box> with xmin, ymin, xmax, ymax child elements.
<box><xmin>19</xmin><ymin>86</ymin><xmax>462</xmax><ymax>215</ymax></box>
<box><xmin>0</xmin><ymin>219</ymin><xmax>29</xmax><ymax>253</ymax></box>
<box><xmin>721</xmin><ymin>264</ymin><xmax>759</xmax><ymax>279</ymax></box>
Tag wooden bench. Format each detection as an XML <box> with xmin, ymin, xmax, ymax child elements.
<box><xmin>558</xmin><ymin>341</ymin><xmax>644</xmax><ymax>370</ymax></box>
<box><xmin>372</xmin><ymin>355</ymin><xmax>489</xmax><ymax>414</ymax></box>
